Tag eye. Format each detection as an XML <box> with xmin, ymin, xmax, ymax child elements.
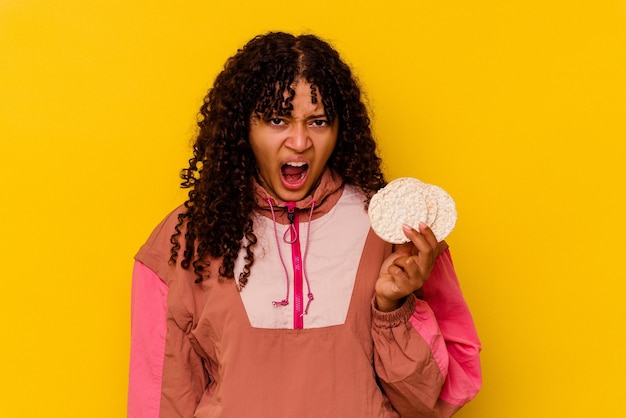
<box><xmin>268</xmin><ymin>118</ymin><xmax>285</xmax><ymax>126</ymax></box>
<box><xmin>310</xmin><ymin>119</ymin><xmax>328</xmax><ymax>127</ymax></box>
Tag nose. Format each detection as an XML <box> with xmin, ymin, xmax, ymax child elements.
<box><xmin>285</xmin><ymin>122</ymin><xmax>311</xmax><ymax>153</ymax></box>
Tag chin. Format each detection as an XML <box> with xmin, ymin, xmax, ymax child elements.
<box><xmin>277</xmin><ymin>190</ymin><xmax>309</xmax><ymax>202</ymax></box>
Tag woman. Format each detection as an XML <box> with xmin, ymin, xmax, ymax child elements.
<box><xmin>128</xmin><ymin>32</ymin><xmax>481</xmax><ymax>418</ymax></box>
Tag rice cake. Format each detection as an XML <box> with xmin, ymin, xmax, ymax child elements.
<box><xmin>368</xmin><ymin>177</ymin><xmax>457</xmax><ymax>243</ymax></box>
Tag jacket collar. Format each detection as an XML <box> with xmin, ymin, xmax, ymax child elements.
<box><xmin>253</xmin><ymin>168</ymin><xmax>344</xmax><ymax>222</ymax></box>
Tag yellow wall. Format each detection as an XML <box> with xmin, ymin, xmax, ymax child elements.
<box><xmin>1</xmin><ymin>0</ymin><xmax>625</xmax><ymax>416</ymax></box>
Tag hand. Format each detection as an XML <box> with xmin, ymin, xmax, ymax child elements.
<box><xmin>375</xmin><ymin>222</ymin><xmax>438</xmax><ymax>312</ymax></box>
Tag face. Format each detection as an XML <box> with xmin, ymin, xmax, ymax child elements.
<box><xmin>249</xmin><ymin>78</ymin><xmax>339</xmax><ymax>202</ymax></box>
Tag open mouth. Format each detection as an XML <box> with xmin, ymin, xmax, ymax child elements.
<box><xmin>281</xmin><ymin>161</ymin><xmax>309</xmax><ymax>186</ymax></box>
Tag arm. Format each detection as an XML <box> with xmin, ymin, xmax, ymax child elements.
<box><xmin>131</xmin><ymin>206</ymin><xmax>210</xmax><ymax>417</ymax></box>
<box><xmin>373</xmin><ymin>224</ymin><xmax>481</xmax><ymax>417</ymax></box>
<box><xmin>373</xmin><ymin>223</ymin><xmax>444</xmax><ymax>417</ymax></box>
<box><xmin>159</xmin><ymin>311</ymin><xmax>209</xmax><ymax>417</ymax></box>
<box><xmin>423</xmin><ymin>249</ymin><xmax>482</xmax><ymax>416</ymax></box>
<box><xmin>128</xmin><ymin>261</ymin><xmax>169</xmax><ymax>418</ymax></box>
<box><xmin>128</xmin><ymin>261</ymin><xmax>210</xmax><ymax>418</ymax></box>
<box><xmin>372</xmin><ymin>294</ymin><xmax>448</xmax><ymax>418</ymax></box>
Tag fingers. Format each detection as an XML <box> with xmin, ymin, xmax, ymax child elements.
<box><xmin>392</xmin><ymin>241</ymin><xmax>414</xmax><ymax>257</ymax></box>
<box><xmin>385</xmin><ymin>261</ymin><xmax>417</xmax><ymax>296</ymax></box>
<box><xmin>403</xmin><ymin>222</ymin><xmax>438</xmax><ymax>252</ymax></box>
<box><xmin>404</xmin><ymin>223</ymin><xmax>436</xmax><ymax>262</ymax></box>
<box><xmin>389</xmin><ymin>223</ymin><xmax>438</xmax><ymax>286</ymax></box>
<box><xmin>376</xmin><ymin>223</ymin><xmax>439</xmax><ymax>309</ymax></box>
<box><xmin>389</xmin><ymin>255</ymin><xmax>425</xmax><ymax>289</ymax></box>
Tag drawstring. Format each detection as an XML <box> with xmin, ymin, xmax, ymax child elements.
<box><xmin>283</xmin><ymin>203</ymin><xmax>297</xmax><ymax>244</ymax></box>
<box><xmin>266</xmin><ymin>197</ymin><xmax>317</xmax><ymax>314</ymax></box>
<box><xmin>302</xmin><ymin>201</ymin><xmax>316</xmax><ymax>315</ymax></box>
<box><xmin>267</xmin><ymin>198</ymin><xmax>290</xmax><ymax>307</ymax></box>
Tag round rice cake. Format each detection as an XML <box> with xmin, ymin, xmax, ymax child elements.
<box><xmin>368</xmin><ymin>177</ymin><xmax>457</xmax><ymax>243</ymax></box>
<box><xmin>423</xmin><ymin>186</ymin><xmax>439</xmax><ymax>227</ymax></box>
<box><xmin>368</xmin><ymin>178</ymin><xmax>429</xmax><ymax>244</ymax></box>
<box><xmin>425</xmin><ymin>183</ymin><xmax>457</xmax><ymax>242</ymax></box>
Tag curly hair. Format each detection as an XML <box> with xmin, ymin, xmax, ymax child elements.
<box><xmin>170</xmin><ymin>32</ymin><xmax>386</xmax><ymax>285</ymax></box>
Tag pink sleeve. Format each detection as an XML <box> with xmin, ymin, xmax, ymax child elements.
<box><xmin>423</xmin><ymin>248</ymin><xmax>482</xmax><ymax>416</ymax></box>
<box><xmin>128</xmin><ymin>260</ymin><xmax>169</xmax><ymax>418</ymax></box>
<box><xmin>371</xmin><ymin>295</ymin><xmax>446</xmax><ymax>417</ymax></box>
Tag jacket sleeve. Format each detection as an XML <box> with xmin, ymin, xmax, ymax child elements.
<box><xmin>423</xmin><ymin>248</ymin><xmax>482</xmax><ymax>416</ymax></box>
<box><xmin>159</xmin><ymin>309</ymin><xmax>209</xmax><ymax>417</ymax></box>
<box><xmin>128</xmin><ymin>261</ymin><xmax>169</xmax><ymax>418</ymax></box>
<box><xmin>371</xmin><ymin>248</ymin><xmax>482</xmax><ymax>418</ymax></box>
<box><xmin>371</xmin><ymin>293</ymin><xmax>447</xmax><ymax>418</ymax></box>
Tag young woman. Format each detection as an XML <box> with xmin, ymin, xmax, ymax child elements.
<box><xmin>128</xmin><ymin>32</ymin><xmax>482</xmax><ymax>418</ymax></box>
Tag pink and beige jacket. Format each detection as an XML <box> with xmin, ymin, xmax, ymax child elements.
<box><xmin>128</xmin><ymin>169</ymin><xmax>482</xmax><ymax>418</ymax></box>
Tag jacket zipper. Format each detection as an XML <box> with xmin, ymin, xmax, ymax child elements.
<box><xmin>286</xmin><ymin>202</ymin><xmax>304</xmax><ymax>329</ymax></box>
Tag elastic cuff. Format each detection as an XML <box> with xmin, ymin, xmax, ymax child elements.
<box><xmin>371</xmin><ymin>294</ymin><xmax>416</xmax><ymax>328</ymax></box>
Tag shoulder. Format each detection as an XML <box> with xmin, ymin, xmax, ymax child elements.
<box><xmin>135</xmin><ymin>205</ymin><xmax>187</xmax><ymax>281</ymax></box>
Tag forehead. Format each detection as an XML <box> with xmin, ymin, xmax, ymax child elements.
<box><xmin>288</xmin><ymin>81</ymin><xmax>324</xmax><ymax>114</ymax></box>
<box><xmin>280</xmin><ymin>78</ymin><xmax>317</xmax><ymax>97</ymax></box>
<box><xmin>254</xmin><ymin>77</ymin><xmax>325</xmax><ymax>114</ymax></box>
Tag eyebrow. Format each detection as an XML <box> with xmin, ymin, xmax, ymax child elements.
<box><xmin>263</xmin><ymin>112</ymin><xmax>329</xmax><ymax>121</ymax></box>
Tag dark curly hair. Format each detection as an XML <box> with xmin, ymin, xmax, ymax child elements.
<box><xmin>170</xmin><ymin>32</ymin><xmax>386</xmax><ymax>285</ymax></box>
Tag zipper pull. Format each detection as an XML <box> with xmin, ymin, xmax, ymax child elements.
<box><xmin>286</xmin><ymin>202</ymin><xmax>296</xmax><ymax>224</ymax></box>
<box><xmin>283</xmin><ymin>202</ymin><xmax>297</xmax><ymax>244</ymax></box>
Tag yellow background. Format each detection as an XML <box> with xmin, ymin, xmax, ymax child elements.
<box><xmin>1</xmin><ymin>0</ymin><xmax>625</xmax><ymax>416</ymax></box>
